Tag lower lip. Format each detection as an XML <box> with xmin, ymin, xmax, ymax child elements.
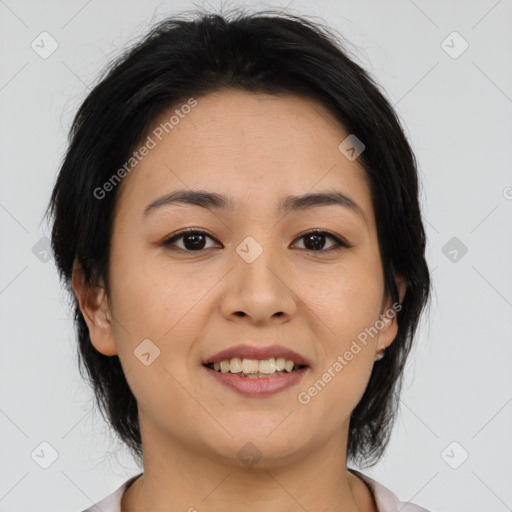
<box><xmin>203</xmin><ymin>365</ymin><xmax>308</xmax><ymax>396</ymax></box>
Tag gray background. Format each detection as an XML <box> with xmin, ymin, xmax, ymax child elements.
<box><xmin>1</xmin><ymin>0</ymin><xmax>511</xmax><ymax>511</ymax></box>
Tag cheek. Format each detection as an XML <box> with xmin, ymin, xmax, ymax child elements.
<box><xmin>298</xmin><ymin>277</ymin><xmax>381</xmax><ymax>426</ymax></box>
<box><xmin>296</xmin><ymin>352</ymin><xmax>374</xmax><ymax>439</ymax></box>
<box><xmin>107</xmin><ymin>237</ymin><xmax>211</xmax><ymax>342</ymax></box>
<box><xmin>301</xmin><ymin>254</ymin><xmax>384</xmax><ymax>344</ymax></box>
<box><xmin>107</xmin><ymin>250</ymin><xmax>208</xmax><ymax>417</ymax></box>
<box><xmin>295</xmin><ymin>253</ymin><xmax>383</xmax><ymax>413</ymax></box>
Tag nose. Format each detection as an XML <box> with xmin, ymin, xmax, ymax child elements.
<box><xmin>219</xmin><ymin>244</ymin><xmax>297</xmax><ymax>325</ymax></box>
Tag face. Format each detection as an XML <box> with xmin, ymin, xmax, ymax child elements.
<box><xmin>74</xmin><ymin>89</ymin><xmax>405</xmax><ymax>469</ymax></box>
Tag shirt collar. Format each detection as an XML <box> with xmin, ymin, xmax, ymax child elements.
<box><xmin>349</xmin><ymin>468</ymin><xmax>401</xmax><ymax>512</ymax></box>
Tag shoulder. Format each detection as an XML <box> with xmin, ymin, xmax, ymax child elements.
<box><xmin>349</xmin><ymin>468</ymin><xmax>432</xmax><ymax>512</ymax></box>
<box><xmin>80</xmin><ymin>473</ymin><xmax>142</xmax><ymax>512</ymax></box>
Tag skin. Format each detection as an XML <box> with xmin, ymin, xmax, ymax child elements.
<box><xmin>73</xmin><ymin>89</ymin><xmax>406</xmax><ymax>512</ymax></box>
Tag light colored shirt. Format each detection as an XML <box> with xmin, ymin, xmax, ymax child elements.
<box><xmin>81</xmin><ymin>468</ymin><xmax>431</xmax><ymax>511</ymax></box>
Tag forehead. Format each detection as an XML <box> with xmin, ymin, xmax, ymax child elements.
<box><xmin>115</xmin><ymin>89</ymin><xmax>374</xmax><ymax>225</ymax></box>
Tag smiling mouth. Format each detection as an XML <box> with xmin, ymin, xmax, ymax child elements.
<box><xmin>203</xmin><ymin>357</ymin><xmax>308</xmax><ymax>378</ymax></box>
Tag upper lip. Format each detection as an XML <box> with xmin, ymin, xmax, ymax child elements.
<box><xmin>203</xmin><ymin>344</ymin><xmax>311</xmax><ymax>367</ymax></box>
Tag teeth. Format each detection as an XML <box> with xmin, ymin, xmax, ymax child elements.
<box><xmin>241</xmin><ymin>358</ymin><xmax>259</xmax><ymax>373</ymax></box>
<box><xmin>208</xmin><ymin>357</ymin><xmax>302</xmax><ymax>375</ymax></box>
<box><xmin>229</xmin><ymin>357</ymin><xmax>242</xmax><ymax>373</ymax></box>
<box><xmin>258</xmin><ymin>358</ymin><xmax>276</xmax><ymax>374</ymax></box>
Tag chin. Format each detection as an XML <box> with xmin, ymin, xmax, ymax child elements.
<box><xmin>204</xmin><ymin>426</ymin><xmax>312</xmax><ymax>470</ymax></box>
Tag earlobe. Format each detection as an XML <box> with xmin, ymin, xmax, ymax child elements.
<box><xmin>376</xmin><ymin>273</ymin><xmax>408</xmax><ymax>356</ymax></box>
<box><xmin>71</xmin><ymin>259</ymin><xmax>118</xmax><ymax>356</ymax></box>
<box><xmin>395</xmin><ymin>274</ymin><xmax>407</xmax><ymax>305</ymax></box>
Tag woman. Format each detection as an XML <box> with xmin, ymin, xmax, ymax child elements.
<box><xmin>48</xmin><ymin>8</ymin><xmax>431</xmax><ymax>512</ymax></box>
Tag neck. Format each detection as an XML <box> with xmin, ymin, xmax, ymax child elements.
<box><xmin>121</xmin><ymin>419</ymin><xmax>376</xmax><ymax>512</ymax></box>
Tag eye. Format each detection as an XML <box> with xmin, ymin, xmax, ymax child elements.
<box><xmin>162</xmin><ymin>228</ymin><xmax>350</xmax><ymax>253</ymax></box>
<box><xmin>292</xmin><ymin>229</ymin><xmax>350</xmax><ymax>252</ymax></box>
<box><xmin>162</xmin><ymin>229</ymin><xmax>220</xmax><ymax>252</ymax></box>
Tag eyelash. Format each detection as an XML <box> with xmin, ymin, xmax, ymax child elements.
<box><xmin>162</xmin><ymin>228</ymin><xmax>351</xmax><ymax>253</ymax></box>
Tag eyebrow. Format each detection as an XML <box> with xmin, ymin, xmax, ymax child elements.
<box><xmin>143</xmin><ymin>189</ymin><xmax>368</xmax><ymax>225</ymax></box>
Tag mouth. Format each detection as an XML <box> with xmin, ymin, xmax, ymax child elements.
<box><xmin>202</xmin><ymin>344</ymin><xmax>310</xmax><ymax>395</ymax></box>
<box><xmin>203</xmin><ymin>358</ymin><xmax>308</xmax><ymax>378</ymax></box>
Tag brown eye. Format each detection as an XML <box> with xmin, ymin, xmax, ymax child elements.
<box><xmin>162</xmin><ymin>229</ymin><xmax>349</xmax><ymax>253</ymax></box>
<box><xmin>292</xmin><ymin>230</ymin><xmax>349</xmax><ymax>252</ymax></box>
<box><xmin>162</xmin><ymin>230</ymin><xmax>220</xmax><ymax>251</ymax></box>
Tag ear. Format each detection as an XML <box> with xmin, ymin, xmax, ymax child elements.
<box><xmin>71</xmin><ymin>259</ymin><xmax>118</xmax><ymax>356</ymax></box>
<box><xmin>377</xmin><ymin>274</ymin><xmax>408</xmax><ymax>350</ymax></box>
